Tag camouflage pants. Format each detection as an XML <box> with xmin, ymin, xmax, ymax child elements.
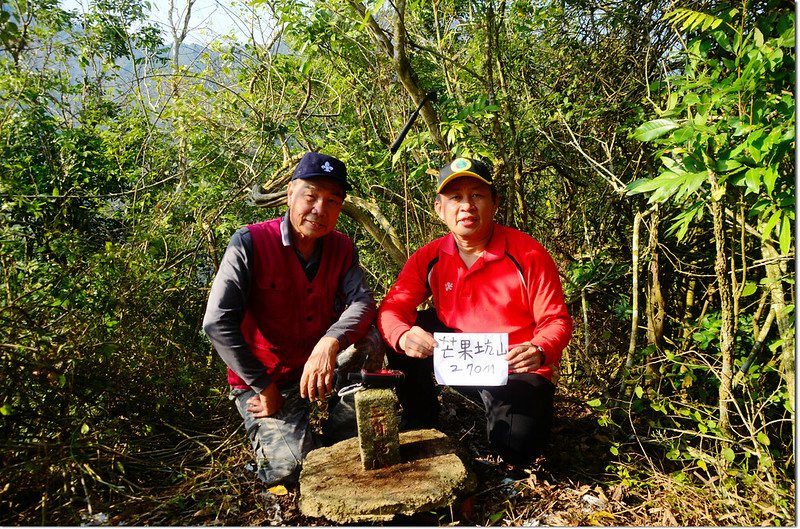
<box><xmin>230</xmin><ymin>326</ymin><xmax>384</xmax><ymax>486</ymax></box>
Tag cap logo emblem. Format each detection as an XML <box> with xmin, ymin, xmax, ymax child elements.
<box><xmin>321</xmin><ymin>161</ymin><xmax>334</xmax><ymax>173</ymax></box>
<box><xmin>451</xmin><ymin>158</ymin><xmax>471</xmax><ymax>171</ymax></box>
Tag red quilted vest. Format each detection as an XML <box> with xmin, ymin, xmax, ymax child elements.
<box><xmin>227</xmin><ymin>217</ymin><xmax>354</xmax><ymax>388</ymax></box>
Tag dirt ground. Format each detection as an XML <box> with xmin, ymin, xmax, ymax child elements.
<box><xmin>178</xmin><ymin>386</ymin><xmax>644</xmax><ymax>526</ymax></box>
<box><xmin>68</xmin><ymin>383</ymin><xmax>773</xmax><ymax>526</ymax></box>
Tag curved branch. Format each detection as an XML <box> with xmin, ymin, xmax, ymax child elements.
<box><xmin>554</xmin><ymin>109</ymin><xmax>628</xmax><ymax>194</ymax></box>
<box><xmin>342</xmin><ymin>195</ymin><xmax>407</xmax><ymax>265</ymax></box>
<box><xmin>345</xmin><ymin>0</ymin><xmax>394</xmax><ymax>56</ymax></box>
<box><xmin>347</xmin><ymin>0</ymin><xmax>446</xmax><ymax>153</ymax></box>
<box><xmin>250</xmin><ymin>185</ymin><xmax>285</xmax><ymax>208</ymax></box>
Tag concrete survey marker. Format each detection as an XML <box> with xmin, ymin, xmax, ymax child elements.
<box><xmin>299</xmin><ymin>428</ymin><xmax>476</xmax><ymax>523</ymax></box>
<box><xmin>354</xmin><ymin>388</ymin><xmax>401</xmax><ymax>470</ymax></box>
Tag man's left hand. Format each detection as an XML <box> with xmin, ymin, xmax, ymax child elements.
<box><xmin>506</xmin><ymin>342</ymin><xmax>544</xmax><ymax>373</ymax></box>
<box><xmin>300</xmin><ymin>336</ymin><xmax>340</xmax><ymax>401</ymax></box>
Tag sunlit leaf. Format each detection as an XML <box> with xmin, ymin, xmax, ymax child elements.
<box><xmin>741</xmin><ymin>282</ymin><xmax>758</xmax><ymax>297</ymax></box>
<box><xmin>633</xmin><ymin>119</ymin><xmax>680</xmax><ymax>141</ymax></box>
<box><xmin>762</xmin><ymin>210</ymin><xmax>781</xmax><ymax>240</ymax></box>
<box><xmin>742</xmin><ymin>168</ymin><xmax>762</xmax><ymax>194</ymax></box>
<box><xmin>763</xmin><ymin>167</ymin><xmax>779</xmax><ymax>195</ymax></box>
<box><xmin>779</xmin><ymin>214</ymin><xmax>792</xmax><ymax>255</ymax></box>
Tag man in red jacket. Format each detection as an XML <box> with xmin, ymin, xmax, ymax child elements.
<box><xmin>378</xmin><ymin>157</ymin><xmax>572</xmax><ymax>465</ymax></box>
<box><xmin>203</xmin><ymin>152</ymin><xmax>381</xmax><ymax>486</ymax></box>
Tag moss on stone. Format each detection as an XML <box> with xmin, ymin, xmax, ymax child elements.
<box><xmin>354</xmin><ymin>388</ymin><xmax>401</xmax><ymax>470</ymax></box>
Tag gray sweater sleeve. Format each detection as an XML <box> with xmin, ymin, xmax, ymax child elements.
<box><xmin>202</xmin><ymin>228</ymin><xmax>273</xmax><ymax>393</ymax></box>
<box><xmin>323</xmin><ymin>241</ymin><xmax>377</xmax><ymax>349</ymax></box>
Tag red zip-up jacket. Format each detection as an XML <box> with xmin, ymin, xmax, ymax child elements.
<box><xmin>378</xmin><ymin>224</ymin><xmax>572</xmax><ymax>381</ymax></box>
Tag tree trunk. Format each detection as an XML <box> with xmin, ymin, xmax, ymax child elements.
<box><xmin>581</xmin><ymin>288</ymin><xmax>591</xmax><ymax>357</ymax></box>
<box><xmin>348</xmin><ymin>0</ymin><xmax>446</xmax><ymax>154</ymax></box>
<box><xmin>644</xmin><ymin>205</ymin><xmax>664</xmax><ymax>383</ymax></box>
<box><xmin>620</xmin><ymin>209</ymin><xmax>643</xmax><ymax>398</ymax></box>
<box><xmin>168</xmin><ymin>0</ymin><xmax>195</xmax><ymax>189</ymax></box>
<box><xmin>681</xmin><ymin>277</ymin><xmax>697</xmax><ymax>347</ymax></box>
<box><xmin>645</xmin><ymin>205</ymin><xmax>664</xmax><ymax>349</ymax></box>
<box><xmin>709</xmin><ymin>171</ymin><xmax>734</xmax><ymax>437</ymax></box>
<box><xmin>481</xmin><ymin>3</ymin><xmax>526</xmax><ymax>230</ymax></box>
<box><xmin>761</xmin><ymin>242</ymin><xmax>795</xmax><ymax>417</ymax></box>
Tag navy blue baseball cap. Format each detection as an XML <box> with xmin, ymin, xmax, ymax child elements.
<box><xmin>436</xmin><ymin>157</ymin><xmax>492</xmax><ymax>193</ymax></box>
<box><xmin>291</xmin><ymin>152</ymin><xmax>351</xmax><ymax>191</ymax></box>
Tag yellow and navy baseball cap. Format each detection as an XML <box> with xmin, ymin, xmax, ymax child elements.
<box><xmin>436</xmin><ymin>157</ymin><xmax>492</xmax><ymax>193</ymax></box>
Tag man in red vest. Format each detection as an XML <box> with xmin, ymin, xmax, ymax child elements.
<box><xmin>203</xmin><ymin>152</ymin><xmax>380</xmax><ymax>486</ymax></box>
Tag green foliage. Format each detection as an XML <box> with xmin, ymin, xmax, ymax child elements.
<box><xmin>662</xmin><ymin>8</ymin><xmax>724</xmax><ymax>33</ymax></box>
<box><xmin>0</xmin><ymin>1</ymin><xmax>243</xmax><ymax>522</ymax></box>
<box><xmin>608</xmin><ymin>306</ymin><xmax>793</xmax><ymax>520</ymax></box>
<box><xmin>0</xmin><ymin>0</ymin><xmax>794</xmax><ymax>524</ymax></box>
<box><xmin>439</xmin><ymin>95</ymin><xmax>501</xmax><ymax>158</ymax></box>
<box><xmin>628</xmin><ymin>3</ymin><xmax>795</xmax><ymax>253</ymax></box>
<box><xmin>623</xmin><ymin>5</ymin><xmax>794</xmax><ymax>500</ymax></box>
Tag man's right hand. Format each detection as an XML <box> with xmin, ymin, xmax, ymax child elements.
<box><xmin>398</xmin><ymin>326</ymin><xmax>437</xmax><ymax>358</ymax></box>
<box><xmin>246</xmin><ymin>383</ymin><xmax>283</xmax><ymax>418</ymax></box>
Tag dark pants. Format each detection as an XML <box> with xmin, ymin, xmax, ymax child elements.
<box><xmin>387</xmin><ymin>309</ymin><xmax>555</xmax><ymax>465</ymax></box>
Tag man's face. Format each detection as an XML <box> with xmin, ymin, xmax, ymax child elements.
<box><xmin>286</xmin><ymin>178</ymin><xmax>345</xmax><ymax>245</ymax></box>
<box><xmin>434</xmin><ymin>177</ymin><xmax>498</xmax><ymax>241</ymax></box>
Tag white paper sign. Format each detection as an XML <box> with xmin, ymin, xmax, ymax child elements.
<box><xmin>433</xmin><ymin>332</ymin><xmax>509</xmax><ymax>386</ymax></box>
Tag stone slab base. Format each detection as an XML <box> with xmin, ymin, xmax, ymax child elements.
<box><xmin>299</xmin><ymin>429</ymin><xmax>476</xmax><ymax>523</ymax></box>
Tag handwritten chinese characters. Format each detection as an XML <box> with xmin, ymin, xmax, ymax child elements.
<box><xmin>433</xmin><ymin>332</ymin><xmax>509</xmax><ymax>386</ymax></box>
